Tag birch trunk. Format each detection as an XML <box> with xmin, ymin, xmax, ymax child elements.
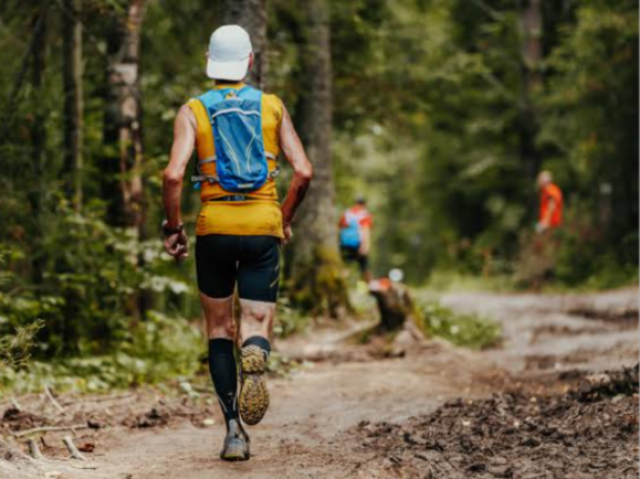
<box><xmin>104</xmin><ymin>0</ymin><xmax>146</xmax><ymax>231</ymax></box>
<box><xmin>103</xmin><ymin>0</ymin><xmax>148</xmax><ymax>320</ymax></box>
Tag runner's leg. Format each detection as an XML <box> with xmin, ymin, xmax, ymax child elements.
<box><xmin>196</xmin><ymin>235</ymin><xmax>249</xmax><ymax>460</ymax></box>
<box><xmin>201</xmin><ymin>294</ymin><xmax>238</xmax><ymax>424</ymax></box>
<box><xmin>358</xmin><ymin>254</ymin><xmax>372</xmax><ymax>283</ymax></box>
<box><xmin>236</xmin><ymin>236</ymin><xmax>280</xmax><ymax>425</ymax></box>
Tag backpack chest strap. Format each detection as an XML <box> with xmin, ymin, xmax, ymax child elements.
<box><xmin>192</xmin><ymin>152</ymin><xmax>280</xmax><ymax>185</ymax></box>
<box><xmin>198</xmin><ymin>151</ymin><xmax>277</xmax><ymax>165</ymax></box>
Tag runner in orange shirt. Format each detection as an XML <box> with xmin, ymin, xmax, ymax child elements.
<box><xmin>339</xmin><ymin>196</ymin><xmax>373</xmax><ymax>283</ymax></box>
<box><xmin>536</xmin><ymin>170</ymin><xmax>563</xmax><ymax>234</ymax></box>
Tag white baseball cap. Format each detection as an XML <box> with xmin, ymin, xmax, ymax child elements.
<box><xmin>206</xmin><ymin>25</ymin><xmax>252</xmax><ymax>81</ymax></box>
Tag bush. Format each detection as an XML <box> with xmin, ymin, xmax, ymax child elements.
<box><xmin>0</xmin><ymin>311</ymin><xmax>202</xmax><ymax>393</ymax></box>
<box><xmin>514</xmin><ymin>205</ymin><xmax>638</xmax><ymax>289</ymax></box>
<box><xmin>0</xmin><ymin>202</ymin><xmax>195</xmax><ymax>359</ymax></box>
<box><xmin>0</xmin><ymin>320</ymin><xmax>43</xmax><ymax>371</ymax></box>
<box><xmin>417</xmin><ymin>300</ymin><xmax>501</xmax><ymax>350</ymax></box>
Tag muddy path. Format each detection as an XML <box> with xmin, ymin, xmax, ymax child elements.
<box><xmin>1</xmin><ymin>287</ymin><xmax>637</xmax><ymax>479</ymax></box>
<box><xmin>440</xmin><ymin>287</ymin><xmax>639</xmax><ymax>376</ymax></box>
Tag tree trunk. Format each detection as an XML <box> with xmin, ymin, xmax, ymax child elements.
<box><xmin>369</xmin><ymin>280</ymin><xmax>422</xmax><ymax>333</ymax></box>
<box><xmin>33</xmin><ymin>4</ymin><xmax>79</xmax><ymax>355</ymax></box>
<box><xmin>222</xmin><ymin>0</ymin><xmax>268</xmax><ymax>89</ymax></box>
<box><xmin>103</xmin><ymin>0</ymin><xmax>148</xmax><ymax>320</ymax></box>
<box><xmin>288</xmin><ymin>0</ymin><xmax>349</xmax><ymax>317</ymax></box>
<box><xmin>104</xmin><ymin>0</ymin><xmax>146</xmax><ymax>230</ymax></box>
<box><xmin>62</xmin><ymin>0</ymin><xmax>83</xmax><ymax>211</ymax></box>
<box><xmin>517</xmin><ymin>0</ymin><xmax>543</xmax><ymax>183</ymax></box>
<box><xmin>28</xmin><ymin>5</ymin><xmax>47</xmax><ymax>286</ymax></box>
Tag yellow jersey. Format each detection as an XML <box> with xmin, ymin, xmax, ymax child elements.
<box><xmin>189</xmin><ymin>83</ymin><xmax>284</xmax><ymax>238</ymax></box>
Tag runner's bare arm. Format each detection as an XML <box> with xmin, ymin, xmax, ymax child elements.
<box><xmin>163</xmin><ymin>105</ymin><xmax>197</xmax><ymax>228</ymax></box>
<box><xmin>162</xmin><ymin>105</ymin><xmax>197</xmax><ymax>259</ymax></box>
<box><xmin>359</xmin><ymin>226</ymin><xmax>371</xmax><ymax>256</ymax></box>
<box><xmin>280</xmin><ymin>105</ymin><xmax>313</xmax><ymax>234</ymax></box>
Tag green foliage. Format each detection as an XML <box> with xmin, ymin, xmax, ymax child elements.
<box><xmin>274</xmin><ymin>298</ymin><xmax>313</xmax><ymax>338</ymax></box>
<box><xmin>0</xmin><ymin>0</ymin><xmax>636</xmax><ymax>395</ymax></box>
<box><xmin>0</xmin><ymin>320</ymin><xmax>44</xmax><ymax>371</ymax></box>
<box><xmin>539</xmin><ymin>0</ymin><xmax>638</xmax><ymax>269</ymax></box>
<box><xmin>514</xmin><ymin>204</ymin><xmax>639</xmax><ymax>290</ymax></box>
<box><xmin>0</xmin><ymin>202</ymin><xmax>193</xmax><ymax>358</ymax></box>
<box><xmin>0</xmin><ymin>311</ymin><xmax>202</xmax><ymax>393</ymax></box>
<box><xmin>417</xmin><ymin>300</ymin><xmax>502</xmax><ymax>350</ymax></box>
<box><xmin>330</xmin><ymin>0</ymin><xmax>637</xmax><ymax>287</ymax></box>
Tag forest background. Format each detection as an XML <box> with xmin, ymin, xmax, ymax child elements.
<box><xmin>0</xmin><ymin>0</ymin><xmax>637</xmax><ymax>391</ymax></box>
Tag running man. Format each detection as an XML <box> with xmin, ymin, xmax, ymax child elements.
<box><xmin>339</xmin><ymin>196</ymin><xmax>373</xmax><ymax>282</ymax></box>
<box><xmin>162</xmin><ymin>25</ymin><xmax>313</xmax><ymax>461</ymax></box>
<box><xmin>536</xmin><ymin>170</ymin><xmax>563</xmax><ymax>234</ymax></box>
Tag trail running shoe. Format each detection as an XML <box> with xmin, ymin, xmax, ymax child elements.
<box><xmin>239</xmin><ymin>345</ymin><xmax>270</xmax><ymax>426</ymax></box>
<box><xmin>220</xmin><ymin>419</ymin><xmax>250</xmax><ymax>461</ymax></box>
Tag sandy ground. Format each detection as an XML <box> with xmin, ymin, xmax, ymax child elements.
<box><xmin>1</xmin><ymin>287</ymin><xmax>637</xmax><ymax>479</ymax></box>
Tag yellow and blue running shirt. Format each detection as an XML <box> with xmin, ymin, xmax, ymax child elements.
<box><xmin>188</xmin><ymin>82</ymin><xmax>285</xmax><ymax>239</ymax></box>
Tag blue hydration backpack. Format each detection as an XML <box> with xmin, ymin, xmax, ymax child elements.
<box><xmin>340</xmin><ymin>213</ymin><xmax>362</xmax><ymax>249</ymax></box>
<box><xmin>192</xmin><ymin>86</ymin><xmax>278</xmax><ymax>193</ymax></box>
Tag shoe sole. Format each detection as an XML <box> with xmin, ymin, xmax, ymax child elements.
<box><xmin>239</xmin><ymin>345</ymin><xmax>269</xmax><ymax>426</ymax></box>
<box><xmin>220</xmin><ymin>451</ymin><xmax>250</xmax><ymax>462</ymax></box>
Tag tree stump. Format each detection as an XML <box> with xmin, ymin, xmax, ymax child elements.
<box><xmin>369</xmin><ymin>279</ymin><xmax>422</xmax><ymax>333</ymax></box>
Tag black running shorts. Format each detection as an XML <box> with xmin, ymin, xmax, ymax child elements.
<box><xmin>341</xmin><ymin>246</ymin><xmax>369</xmax><ymax>273</ymax></box>
<box><xmin>196</xmin><ymin>235</ymin><xmax>280</xmax><ymax>303</ymax></box>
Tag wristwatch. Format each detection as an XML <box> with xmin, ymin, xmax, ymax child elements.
<box><xmin>162</xmin><ymin>220</ymin><xmax>184</xmax><ymax>237</ymax></box>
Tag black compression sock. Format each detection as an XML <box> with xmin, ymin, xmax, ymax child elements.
<box><xmin>208</xmin><ymin>339</ymin><xmax>239</xmax><ymax>425</ymax></box>
<box><xmin>242</xmin><ymin>336</ymin><xmax>271</xmax><ymax>360</ymax></box>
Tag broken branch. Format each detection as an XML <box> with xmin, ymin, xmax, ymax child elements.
<box><xmin>63</xmin><ymin>435</ymin><xmax>86</xmax><ymax>461</ymax></box>
<box><xmin>12</xmin><ymin>424</ymin><xmax>89</xmax><ymax>438</ymax></box>
<box><xmin>27</xmin><ymin>438</ymin><xmax>44</xmax><ymax>460</ymax></box>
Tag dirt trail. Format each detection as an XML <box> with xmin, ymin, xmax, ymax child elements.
<box><xmin>440</xmin><ymin>287</ymin><xmax>639</xmax><ymax>375</ymax></box>
<box><xmin>2</xmin><ymin>288</ymin><xmax>637</xmax><ymax>479</ymax></box>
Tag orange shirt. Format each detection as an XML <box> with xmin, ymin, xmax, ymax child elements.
<box><xmin>539</xmin><ymin>183</ymin><xmax>563</xmax><ymax>228</ymax></box>
<box><xmin>339</xmin><ymin>205</ymin><xmax>373</xmax><ymax>229</ymax></box>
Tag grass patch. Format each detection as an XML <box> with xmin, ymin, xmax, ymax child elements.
<box><xmin>417</xmin><ymin>301</ymin><xmax>502</xmax><ymax>350</ymax></box>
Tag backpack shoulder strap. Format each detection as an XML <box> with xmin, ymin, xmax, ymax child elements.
<box><xmin>197</xmin><ymin>90</ymin><xmax>225</xmax><ymax>112</ymax></box>
<box><xmin>237</xmin><ymin>85</ymin><xmax>262</xmax><ymax>102</ymax></box>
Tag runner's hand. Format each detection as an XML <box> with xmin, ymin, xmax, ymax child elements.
<box><xmin>283</xmin><ymin>224</ymin><xmax>293</xmax><ymax>244</ymax></box>
<box><xmin>535</xmin><ymin>222</ymin><xmax>547</xmax><ymax>234</ymax></box>
<box><xmin>164</xmin><ymin>231</ymin><xmax>189</xmax><ymax>261</ymax></box>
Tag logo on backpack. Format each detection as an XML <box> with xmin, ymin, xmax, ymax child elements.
<box><xmin>192</xmin><ymin>86</ymin><xmax>274</xmax><ymax>193</ymax></box>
